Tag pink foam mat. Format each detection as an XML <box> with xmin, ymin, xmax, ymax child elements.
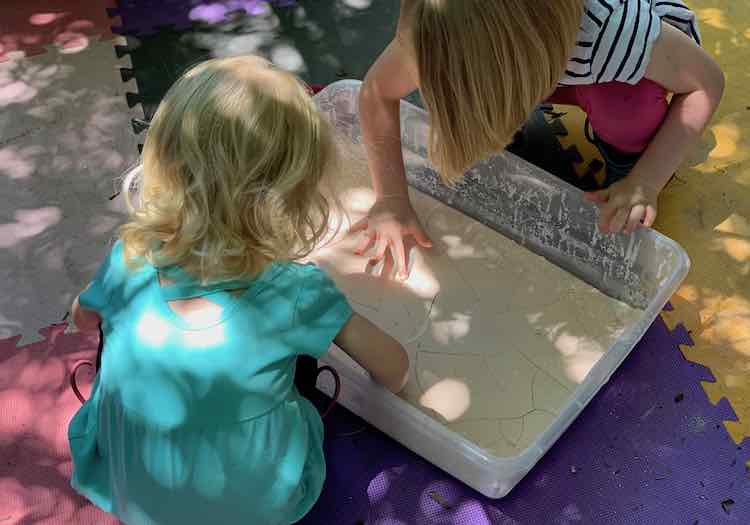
<box><xmin>0</xmin><ymin>1</ymin><xmax>117</xmax><ymax>62</ymax></box>
<box><xmin>0</xmin><ymin>324</ymin><xmax>118</xmax><ymax>524</ymax></box>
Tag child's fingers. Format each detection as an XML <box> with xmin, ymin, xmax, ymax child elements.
<box><xmin>411</xmin><ymin>224</ymin><xmax>433</xmax><ymax>248</ymax></box>
<box><xmin>392</xmin><ymin>237</ymin><xmax>408</xmax><ymax>279</ymax></box>
<box><xmin>354</xmin><ymin>232</ymin><xmax>376</xmax><ymax>255</ymax></box>
<box><xmin>584</xmin><ymin>190</ymin><xmax>608</xmax><ymax>204</ymax></box>
<box><xmin>598</xmin><ymin>202</ymin><xmax>619</xmax><ymax>232</ymax></box>
<box><xmin>372</xmin><ymin>236</ymin><xmax>388</xmax><ymax>260</ymax></box>
<box><xmin>349</xmin><ymin>217</ymin><xmax>369</xmax><ymax>233</ymax></box>
<box><xmin>608</xmin><ymin>206</ymin><xmax>631</xmax><ymax>234</ymax></box>
<box><xmin>381</xmin><ymin>247</ymin><xmax>396</xmax><ymax>279</ymax></box>
<box><xmin>625</xmin><ymin>205</ymin><xmax>645</xmax><ymax>234</ymax></box>
<box><xmin>643</xmin><ymin>206</ymin><xmax>658</xmax><ymax>228</ymax></box>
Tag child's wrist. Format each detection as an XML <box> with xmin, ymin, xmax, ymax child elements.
<box><xmin>627</xmin><ymin>168</ymin><xmax>667</xmax><ymax>195</ymax></box>
<box><xmin>376</xmin><ymin>193</ymin><xmax>410</xmax><ymax>202</ymax></box>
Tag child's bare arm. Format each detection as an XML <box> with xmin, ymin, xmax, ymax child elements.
<box><xmin>586</xmin><ymin>22</ymin><xmax>724</xmax><ymax>234</ymax></box>
<box><xmin>359</xmin><ymin>36</ymin><xmax>418</xmax><ymax>199</ymax></box>
<box><xmin>333</xmin><ymin>313</ymin><xmax>409</xmax><ymax>394</ymax></box>
<box><xmin>356</xmin><ymin>4</ymin><xmax>432</xmax><ymax>278</ymax></box>
<box><xmin>71</xmin><ymin>285</ymin><xmax>102</xmax><ymax>332</ymax></box>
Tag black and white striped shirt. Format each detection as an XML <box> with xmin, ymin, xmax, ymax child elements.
<box><xmin>561</xmin><ymin>0</ymin><xmax>701</xmax><ymax>85</ymax></box>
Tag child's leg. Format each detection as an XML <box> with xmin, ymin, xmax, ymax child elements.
<box><xmin>548</xmin><ymin>80</ymin><xmax>669</xmax><ymax>185</ymax></box>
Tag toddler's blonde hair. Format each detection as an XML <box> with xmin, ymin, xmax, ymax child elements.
<box><xmin>120</xmin><ymin>55</ymin><xmax>337</xmax><ymax>283</ymax></box>
<box><xmin>408</xmin><ymin>0</ymin><xmax>584</xmax><ymax>180</ymax></box>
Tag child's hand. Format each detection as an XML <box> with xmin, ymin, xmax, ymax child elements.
<box><xmin>350</xmin><ymin>195</ymin><xmax>432</xmax><ymax>279</ymax></box>
<box><xmin>584</xmin><ymin>176</ymin><xmax>660</xmax><ymax>235</ymax></box>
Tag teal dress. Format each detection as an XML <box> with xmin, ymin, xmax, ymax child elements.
<box><xmin>68</xmin><ymin>241</ymin><xmax>353</xmax><ymax>525</ymax></box>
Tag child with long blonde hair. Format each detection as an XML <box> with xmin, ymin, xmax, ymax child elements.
<box><xmin>67</xmin><ymin>55</ymin><xmax>408</xmax><ymax>525</ymax></box>
<box><xmin>356</xmin><ymin>0</ymin><xmax>724</xmax><ymax>277</ymax></box>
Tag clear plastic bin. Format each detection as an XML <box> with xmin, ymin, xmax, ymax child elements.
<box><xmin>313</xmin><ymin>80</ymin><xmax>690</xmax><ymax>498</ymax></box>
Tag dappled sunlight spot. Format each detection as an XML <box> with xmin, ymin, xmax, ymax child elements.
<box><xmin>0</xmin><ymin>146</ymin><xmax>37</xmax><ymax>179</ymax></box>
<box><xmin>189</xmin><ymin>5</ymin><xmax>230</xmax><ymax>24</ymax></box>
<box><xmin>441</xmin><ymin>234</ymin><xmax>479</xmax><ymax>259</ymax></box>
<box><xmin>714</xmin><ymin>212</ymin><xmax>750</xmax><ymax>237</ymax></box>
<box><xmin>184</xmin><ymin>324</ymin><xmax>227</xmax><ymax>349</ymax></box>
<box><xmin>90</xmin><ymin>215</ymin><xmax>123</xmax><ymax>236</ymax></box>
<box><xmin>419</xmin><ymin>378</ymin><xmax>471</xmax><ymax>422</ymax></box>
<box><xmin>0</xmin><ymin>207</ymin><xmax>61</xmax><ymax>248</ymax></box>
<box><xmin>712</xmin><ymin>237</ymin><xmax>750</xmax><ymax>263</ymax></box>
<box><xmin>170</xmin><ymin>298</ymin><xmax>224</xmax><ymax>327</ymax></box>
<box><xmin>676</xmin><ymin>284</ymin><xmax>701</xmax><ymax>303</ymax></box>
<box><xmin>553</xmin><ymin>331</ymin><xmax>594</xmax><ymax>357</ymax></box>
<box><xmin>454</xmin><ymin>500</ymin><xmax>492</xmax><ymax>523</ymax></box>
<box><xmin>562</xmin><ymin>503</ymin><xmax>583</xmax><ymax>521</ymax></box>
<box><xmin>709</xmin><ymin>122</ymin><xmax>741</xmax><ymax>159</ymax></box>
<box><xmin>697</xmin><ymin>8</ymin><xmax>729</xmax><ymax>30</ymax></box>
<box><xmin>56</xmin><ymin>34</ymin><xmax>91</xmax><ymax>54</ymax></box>
<box><xmin>745</xmin><ymin>28</ymin><xmax>750</xmax><ymax>40</ymax></box>
<box><xmin>700</xmin><ymin>301</ymin><xmax>750</xmax><ymax>350</ymax></box>
<box><xmin>0</xmin><ymin>313</ymin><xmax>23</xmax><ymax>338</ymax></box>
<box><xmin>725</xmin><ymin>373</ymin><xmax>750</xmax><ymax>388</ymax></box>
<box><xmin>341</xmin><ymin>0</ymin><xmax>373</xmax><ymax>9</ymax></box>
<box><xmin>29</xmin><ymin>13</ymin><xmax>65</xmax><ymax>25</ymax></box>
<box><xmin>137</xmin><ymin>312</ymin><xmax>171</xmax><ymax>347</ymax></box>
<box><xmin>18</xmin><ymin>354</ymin><xmax>65</xmax><ymax>390</ymax></box>
<box><xmin>367</xmin><ymin>470</ymin><xmax>391</xmax><ymax>506</ymax></box>
<box><xmin>431</xmin><ymin>313</ymin><xmax>471</xmax><ymax>345</ymax></box>
<box><xmin>540</xmin><ymin>320</ymin><xmax>570</xmax><ymax>341</ymax></box>
<box><xmin>142</xmin><ymin>434</ymin><xmax>188</xmax><ymax>488</ymax></box>
<box><xmin>712</xmin><ymin>40</ymin><xmax>722</xmax><ymax>57</ymax></box>
<box><xmin>190</xmin><ymin>1</ymin><xmax>271</xmax><ymax>23</ymax></box>
<box><xmin>403</xmin><ymin>249</ymin><xmax>440</xmax><ymax>297</ymax></box>
<box><xmin>0</xmin><ymin>80</ymin><xmax>38</xmax><ymax>106</ymax></box>
<box><xmin>550</xmin><ymin>330</ymin><xmax>605</xmax><ymax>383</ymax></box>
<box><xmin>340</xmin><ymin>186</ymin><xmax>375</xmax><ymax>217</ymax></box>
<box><xmin>270</xmin><ymin>43</ymin><xmax>305</xmax><ymax>73</ymax></box>
<box><xmin>0</xmin><ymin>388</ymin><xmax>35</xmax><ymax>431</ymax></box>
<box><xmin>525</xmin><ymin>311</ymin><xmax>544</xmax><ymax>324</ymax></box>
<box><xmin>564</xmin><ymin>351</ymin><xmax>603</xmax><ymax>383</ymax></box>
<box><xmin>218</xmin><ymin>34</ymin><xmax>267</xmax><ymax>56</ymax></box>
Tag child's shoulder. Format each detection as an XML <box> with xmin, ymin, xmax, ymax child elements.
<box><xmin>566</xmin><ymin>0</ymin><xmax>699</xmax><ymax>86</ymax></box>
<box><xmin>277</xmin><ymin>261</ymin><xmax>334</xmax><ymax>284</ymax></box>
<box><xmin>277</xmin><ymin>262</ymin><xmax>342</xmax><ymax>298</ymax></box>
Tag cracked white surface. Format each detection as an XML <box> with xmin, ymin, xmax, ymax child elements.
<box><xmin>309</xmin><ymin>140</ymin><xmax>641</xmax><ymax>456</ymax></box>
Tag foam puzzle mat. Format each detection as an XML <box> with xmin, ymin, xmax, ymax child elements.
<box><xmin>0</xmin><ymin>1</ymin><xmax>117</xmax><ymax>62</ymax></box>
<box><xmin>1</xmin><ymin>0</ymin><xmax>750</xmax><ymax>523</ymax></box>
<box><xmin>551</xmin><ymin>2</ymin><xmax>750</xmax><ymax>444</ymax></box>
<box><xmin>0</xmin><ymin>39</ymin><xmax>140</xmax><ymax>344</ymax></box>
<box><xmin>302</xmin><ymin>314</ymin><xmax>750</xmax><ymax>524</ymax></box>
<box><xmin>1</xmin><ymin>315</ymin><xmax>748</xmax><ymax>524</ymax></box>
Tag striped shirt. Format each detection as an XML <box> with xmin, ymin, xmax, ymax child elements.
<box><xmin>560</xmin><ymin>0</ymin><xmax>701</xmax><ymax>85</ymax></box>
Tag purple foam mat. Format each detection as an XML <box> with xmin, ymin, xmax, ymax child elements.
<box><xmin>302</xmin><ymin>316</ymin><xmax>750</xmax><ymax>524</ymax></box>
<box><xmin>108</xmin><ymin>0</ymin><xmax>296</xmax><ymax>35</ymax></box>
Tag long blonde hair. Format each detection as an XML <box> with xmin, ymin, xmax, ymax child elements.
<box><xmin>120</xmin><ymin>55</ymin><xmax>337</xmax><ymax>283</ymax></box>
<box><xmin>408</xmin><ymin>0</ymin><xmax>584</xmax><ymax>181</ymax></box>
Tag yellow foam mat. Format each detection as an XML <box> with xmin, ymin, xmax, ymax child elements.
<box><xmin>554</xmin><ymin>1</ymin><xmax>750</xmax><ymax>443</ymax></box>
